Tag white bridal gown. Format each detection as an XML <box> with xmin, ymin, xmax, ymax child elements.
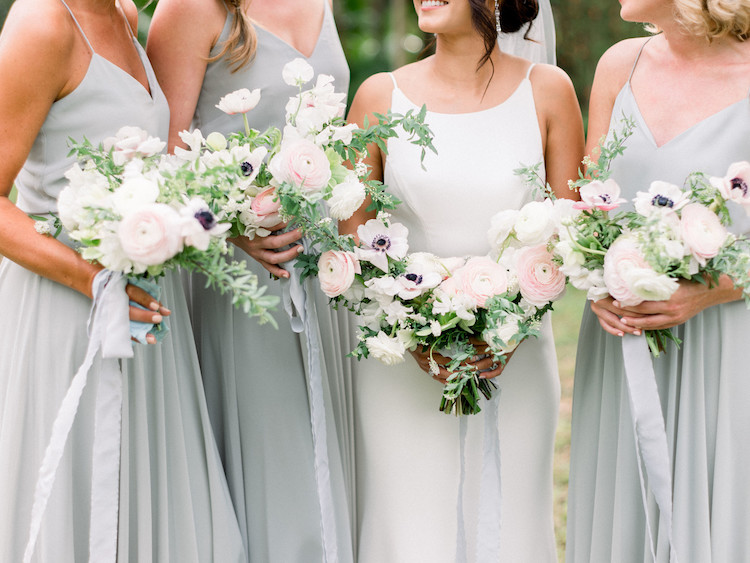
<box><xmin>354</xmin><ymin>68</ymin><xmax>560</xmax><ymax>563</ymax></box>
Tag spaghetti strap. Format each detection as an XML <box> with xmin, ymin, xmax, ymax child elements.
<box><xmin>525</xmin><ymin>63</ymin><xmax>536</xmax><ymax>80</ymax></box>
<box><xmin>628</xmin><ymin>37</ymin><xmax>653</xmax><ymax>83</ymax></box>
<box><xmin>58</xmin><ymin>0</ymin><xmax>95</xmax><ymax>54</ymax></box>
<box><xmin>387</xmin><ymin>72</ymin><xmax>399</xmax><ymax>90</ymax></box>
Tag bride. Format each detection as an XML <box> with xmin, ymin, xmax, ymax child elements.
<box><xmin>340</xmin><ymin>0</ymin><xmax>583</xmax><ymax>561</ymax></box>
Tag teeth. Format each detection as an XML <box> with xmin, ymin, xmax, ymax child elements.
<box><xmin>422</xmin><ymin>0</ymin><xmax>448</xmax><ymax>6</ymax></box>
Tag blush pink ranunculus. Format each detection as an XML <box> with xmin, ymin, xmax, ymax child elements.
<box><xmin>318</xmin><ymin>250</ymin><xmax>361</xmax><ymax>298</ymax></box>
<box><xmin>514</xmin><ymin>244</ymin><xmax>566</xmax><ymax>307</ymax></box>
<box><xmin>119</xmin><ymin>203</ymin><xmax>184</xmax><ymax>266</ymax></box>
<box><xmin>680</xmin><ymin>202</ymin><xmax>728</xmax><ymax>265</ymax></box>
<box><xmin>251</xmin><ymin>187</ymin><xmax>282</xmax><ymax>228</ymax></box>
<box><xmin>269</xmin><ymin>138</ymin><xmax>332</xmax><ymax>192</ymax></box>
<box><xmin>441</xmin><ymin>256</ymin><xmax>509</xmax><ymax>309</ymax></box>
<box><xmin>602</xmin><ymin>237</ymin><xmax>652</xmax><ymax>307</ymax></box>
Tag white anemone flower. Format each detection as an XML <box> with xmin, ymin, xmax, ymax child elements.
<box><xmin>355</xmin><ymin>219</ymin><xmax>409</xmax><ymax>272</ymax></box>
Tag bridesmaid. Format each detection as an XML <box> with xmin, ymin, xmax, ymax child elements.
<box><xmin>148</xmin><ymin>1</ymin><xmax>355</xmax><ymax>561</ymax></box>
<box><xmin>0</xmin><ymin>0</ymin><xmax>244</xmax><ymax>562</ymax></box>
<box><xmin>566</xmin><ymin>0</ymin><xmax>750</xmax><ymax>561</ymax></box>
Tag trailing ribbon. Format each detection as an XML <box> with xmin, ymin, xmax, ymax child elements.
<box><xmin>23</xmin><ymin>270</ymin><xmax>131</xmax><ymax>563</ymax></box>
<box><xmin>281</xmin><ymin>249</ymin><xmax>339</xmax><ymax>561</ymax></box>
<box><xmin>621</xmin><ymin>333</ymin><xmax>679</xmax><ymax>563</ymax></box>
<box><xmin>455</xmin><ymin>392</ymin><xmax>503</xmax><ymax>562</ymax></box>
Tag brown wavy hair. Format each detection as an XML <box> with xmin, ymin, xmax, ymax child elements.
<box><xmin>471</xmin><ymin>0</ymin><xmax>539</xmax><ymax>67</ymax></box>
<box><xmin>209</xmin><ymin>0</ymin><xmax>258</xmax><ymax>72</ymax></box>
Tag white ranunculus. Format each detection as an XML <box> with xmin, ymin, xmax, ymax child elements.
<box><xmin>282</xmin><ymin>58</ymin><xmax>315</xmax><ymax>86</ymax></box>
<box><xmin>680</xmin><ymin>202</ymin><xmax>729</xmax><ymax>265</ymax></box>
<box><xmin>118</xmin><ymin>203</ymin><xmax>184</xmax><ymax>267</ymax></box>
<box><xmin>484</xmin><ymin>316</ymin><xmax>522</xmax><ymax>355</ymax></box>
<box><xmin>328</xmin><ymin>176</ymin><xmax>366</xmax><ymax>220</ymax></box>
<box><xmin>111</xmin><ymin>176</ymin><xmax>160</xmax><ymax>216</ymax></box>
<box><xmin>625</xmin><ymin>266</ymin><xmax>680</xmax><ymax>303</ymax></box>
<box><xmin>216</xmin><ymin>88</ymin><xmax>261</xmax><ymax>115</ymax></box>
<box><xmin>487</xmin><ymin>209</ymin><xmax>520</xmax><ymax>253</ymax></box>
<box><xmin>513</xmin><ymin>200</ymin><xmax>556</xmax><ymax>245</ymax></box>
<box><xmin>366</xmin><ymin>332</ymin><xmax>406</xmax><ymax>365</ymax></box>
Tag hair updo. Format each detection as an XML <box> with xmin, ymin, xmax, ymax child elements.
<box><xmin>469</xmin><ymin>0</ymin><xmax>539</xmax><ymax>68</ymax></box>
<box><xmin>209</xmin><ymin>0</ymin><xmax>258</xmax><ymax>72</ymax></box>
<box><xmin>672</xmin><ymin>0</ymin><xmax>750</xmax><ymax>40</ymax></box>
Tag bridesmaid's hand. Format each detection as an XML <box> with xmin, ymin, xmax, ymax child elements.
<box><xmin>229</xmin><ymin>222</ymin><xmax>304</xmax><ymax>279</ymax></box>
<box><xmin>590</xmin><ymin>297</ymin><xmax>643</xmax><ymax>337</ymax></box>
<box><xmin>616</xmin><ymin>278</ymin><xmax>741</xmax><ymax>331</ymax></box>
<box><xmin>125</xmin><ymin>283</ymin><xmax>171</xmax><ymax>345</ymax></box>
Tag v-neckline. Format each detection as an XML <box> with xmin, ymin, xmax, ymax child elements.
<box><xmin>252</xmin><ymin>6</ymin><xmax>327</xmax><ymax>60</ymax></box>
<box><xmin>625</xmin><ymin>82</ymin><xmax>748</xmax><ymax>150</ymax></box>
<box><xmin>93</xmin><ymin>38</ymin><xmax>154</xmax><ymax>101</ymax></box>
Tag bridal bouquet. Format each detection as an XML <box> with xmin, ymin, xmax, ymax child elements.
<box><xmin>170</xmin><ymin>58</ymin><xmax>434</xmax><ymax>267</ymax></box>
<box><xmin>555</xmin><ymin>120</ymin><xmax>750</xmax><ymax>355</ymax></box>
<box><xmin>316</xmin><ymin>206</ymin><xmax>568</xmax><ymax>416</ymax></box>
<box><xmin>52</xmin><ymin>125</ymin><xmax>279</xmax><ymax>324</ymax></box>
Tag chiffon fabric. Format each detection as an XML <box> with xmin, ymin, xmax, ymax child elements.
<box><xmin>0</xmin><ymin>3</ymin><xmax>244</xmax><ymax>562</ymax></box>
<box><xmin>566</xmin><ymin>39</ymin><xmax>750</xmax><ymax>563</ymax></box>
<box><xmin>354</xmin><ymin>69</ymin><xmax>560</xmax><ymax>563</ymax></box>
<box><xmin>189</xmin><ymin>4</ymin><xmax>355</xmax><ymax>561</ymax></box>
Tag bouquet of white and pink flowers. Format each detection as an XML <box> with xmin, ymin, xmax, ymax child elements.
<box><xmin>51</xmin><ymin>125</ymin><xmax>279</xmax><ymax>324</ymax></box>
<box><xmin>317</xmin><ymin>206</ymin><xmax>568</xmax><ymax>416</ymax></box>
<box><xmin>169</xmin><ymin>58</ymin><xmax>434</xmax><ymax>270</ymax></box>
<box><xmin>555</xmin><ymin>119</ymin><xmax>750</xmax><ymax>355</ymax></box>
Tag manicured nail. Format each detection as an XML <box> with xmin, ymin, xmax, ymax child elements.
<box><xmin>634</xmin><ymin>330</ymin><xmax>642</xmax><ymax>336</ymax></box>
<box><xmin>152</xmin><ymin>314</ymin><xmax>163</xmax><ymax>323</ymax></box>
<box><xmin>146</xmin><ymin>334</ymin><xmax>156</xmax><ymax>344</ymax></box>
<box><xmin>149</xmin><ymin>302</ymin><xmax>160</xmax><ymax>311</ymax></box>
<box><xmin>296</xmin><ymin>246</ymin><xmax>304</xmax><ymax>254</ymax></box>
<box><xmin>617</xmin><ymin>331</ymin><xmax>624</xmax><ymax>337</ymax></box>
<box><xmin>160</xmin><ymin>307</ymin><xmax>171</xmax><ymax>315</ymax></box>
<box><xmin>282</xmin><ymin>271</ymin><xmax>290</xmax><ymax>279</ymax></box>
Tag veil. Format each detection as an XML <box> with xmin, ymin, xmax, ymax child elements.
<box><xmin>497</xmin><ymin>0</ymin><xmax>557</xmax><ymax>65</ymax></box>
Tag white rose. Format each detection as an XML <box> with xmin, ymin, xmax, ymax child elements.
<box><xmin>514</xmin><ymin>200</ymin><xmax>556</xmax><ymax>245</ymax></box>
<box><xmin>328</xmin><ymin>177</ymin><xmax>366</xmax><ymax>220</ymax></box>
<box><xmin>485</xmin><ymin>317</ymin><xmax>522</xmax><ymax>355</ymax></box>
<box><xmin>111</xmin><ymin>177</ymin><xmax>160</xmax><ymax>216</ymax></box>
<box><xmin>366</xmin><ymin>332</ymin><xmax>406</xmax><ymax>365</ymax></box>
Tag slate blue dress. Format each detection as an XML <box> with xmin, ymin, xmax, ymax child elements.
<box><xmin>0</xmin><ymin>3</ymin><xmax>244</xmax><ymax>561</ymax></box>
<box><xmin>567</xmin><ymin>39</ymin><xmax>750</xmax><ymax>563</ymax></box>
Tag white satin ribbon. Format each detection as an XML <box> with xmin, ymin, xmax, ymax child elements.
<box><xmin>297</xmin><ymin>273</ymin><xmax>339</xmax><ymax>562</ymax></box>
<box><xmin>621</xmin><ymin>333</ymin><xmax>679</xmax><ymax>563</ymax></box>
<box><xmin>455</xmin><ymin>391</ymin><xmax>503</xmax><ymax>563</ymax></box>
<box><xmin>23</xmin><ymin>270</ymin><xmax>131</xmax><ymax>563</ymax></box>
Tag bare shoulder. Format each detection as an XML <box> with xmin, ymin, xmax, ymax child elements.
<box><xmin>528</xmin><ymin>62</ymin><xmax>575</xmax><ymax>94</ymax></box>
<box><xmin>0</xmin><ymin>0</ymin><xmax>76</xmax><ymax>69</ymax></box>
<box><xmin>151</xmin><ymin>0</ymin><xmax>226</xmax><ymax>33</ymax></box>
<box><xmin>594</xmin><ymin>37</ymin><xmax>651</xmax><ymax>93</ymax></box>
<box><xmin>348</xmin><ymin>72</ymin><xmax>396</xmax><ymax>119</ymax></box>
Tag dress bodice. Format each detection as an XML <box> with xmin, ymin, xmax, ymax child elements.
<box><xmin>15</xmin><ymin>4</ymin><xmax>169</xmax><ymax>215</ymax></box>
<box><xmin>608</xmin><ymin>47</ymin><xmax>750</xmax><ymax>234</ymax></box>
<box><xmin>194</xmin><ymin>2</ymin><xmax>350</xmax><ymax>135</ymax></box>
<box><xmin>383</xmin><ymin>70</ymin><xmax>545</xmax><ymax>258</ymax></box>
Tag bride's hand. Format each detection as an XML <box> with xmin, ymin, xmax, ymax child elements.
<box><xmin>229</xmin><ymin>221</ymin><xmax>304</xmax><ymax>278</ymax></box>
<box><xmin>409</xmin><ymin>338</ymin><xmax>508</xmax><ymax>384</ymax></box>
<box><xmin>125</xmin><ymin>283</ymin><xmax>171</xmax><ymax>345</ymax></box>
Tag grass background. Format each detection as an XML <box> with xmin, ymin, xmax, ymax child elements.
<box><xmin>550</xmin><ymin>287</ymin><xmax>586</xmax><ymax>559</ymax></box>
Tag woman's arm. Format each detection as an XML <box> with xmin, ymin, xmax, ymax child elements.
<box><xmin>0</xmin><ymin>3</ymin><xmax>166</xmax><ymax>330</ymax></box>
<box><xmin>530</xmin><ymin>64</ymin><xmax>584</xmax><ymax>200</ymax></box>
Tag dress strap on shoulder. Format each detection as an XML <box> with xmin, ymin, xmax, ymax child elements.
<box><xmin>525</xmin><ymin>63</ymin><xmax>535</xmax><ymax>80</ymax></box>
<box><xmin>387</xmin><ymin>72</ymin><xmax>399</xmax><ymax>89</ymax></box>
<box><xmin>59</xmin><ymin>0</ymin><xmax>95</xmax><ymax>54</ymax></box>
<box><xmin>628</xmin><ymin>37</ymin><xmax>653</xmax><ymax>82</ymax></box>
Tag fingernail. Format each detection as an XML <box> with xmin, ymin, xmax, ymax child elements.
<box><xmin>621</xmin><ymin>318</ymin><xmax>630</xmax><ymax>326</ymax></box>
<box><xmin>634</xmin><ymin>330</ymin><xmax>642</xmax><ymax>336</ymax></box>
<box><xmin>146</xmin><ymin>334</ymin><xmax>156</xmax><ymax>344</ymax></box>
<box><xmin>613</xmin><ymin>301</ymin><xmax>620</xmax><ymax>307</ymax></box>
<box><xmin>152</xmin><ymin>314</ymin><xmax>163</xmax><ymax>323</ymax></box>
<box><xmin>296</xmin><ymin>246</ymin><xmax>304</xmax><ymax>254</ymax></box>
<box><xmin>617</xmin><ymin>331</ymin><xmax>624</xmax><ymax>337</ymax></box>
<box><xmin>282</xmin><ymin>271</ymin><xmax>290</xmax><ymax>279</ymax></box>
<box><xmin>149</xmin><ymin>302</ymin><xmax>160</xmax><ymax>311</ymax></box>
<box><xmin>160</xmin><ymin>307</ymin><xmax>171</xmax><ymax>315</ymax></box>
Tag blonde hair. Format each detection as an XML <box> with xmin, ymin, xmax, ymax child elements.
<box><xmin>672</xmin><ymin>0</ymin><xmax>750</xmax><ymax>40</ymax></box>
<box><xmin>209</xmin><ymin>0</ymin><xmax>258</xmax><ymax>72</ymax></box>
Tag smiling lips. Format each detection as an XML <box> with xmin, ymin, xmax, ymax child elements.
<box><xmin>421</xmin><ymin>0</ymin><xmax>449</xmax><ymax>8</ymax></box>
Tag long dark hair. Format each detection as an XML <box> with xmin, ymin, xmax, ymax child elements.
<box><xmin>470</xmin><ymin>0</ymin><xmax>540</xmax><ymax>69</ymax></box>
